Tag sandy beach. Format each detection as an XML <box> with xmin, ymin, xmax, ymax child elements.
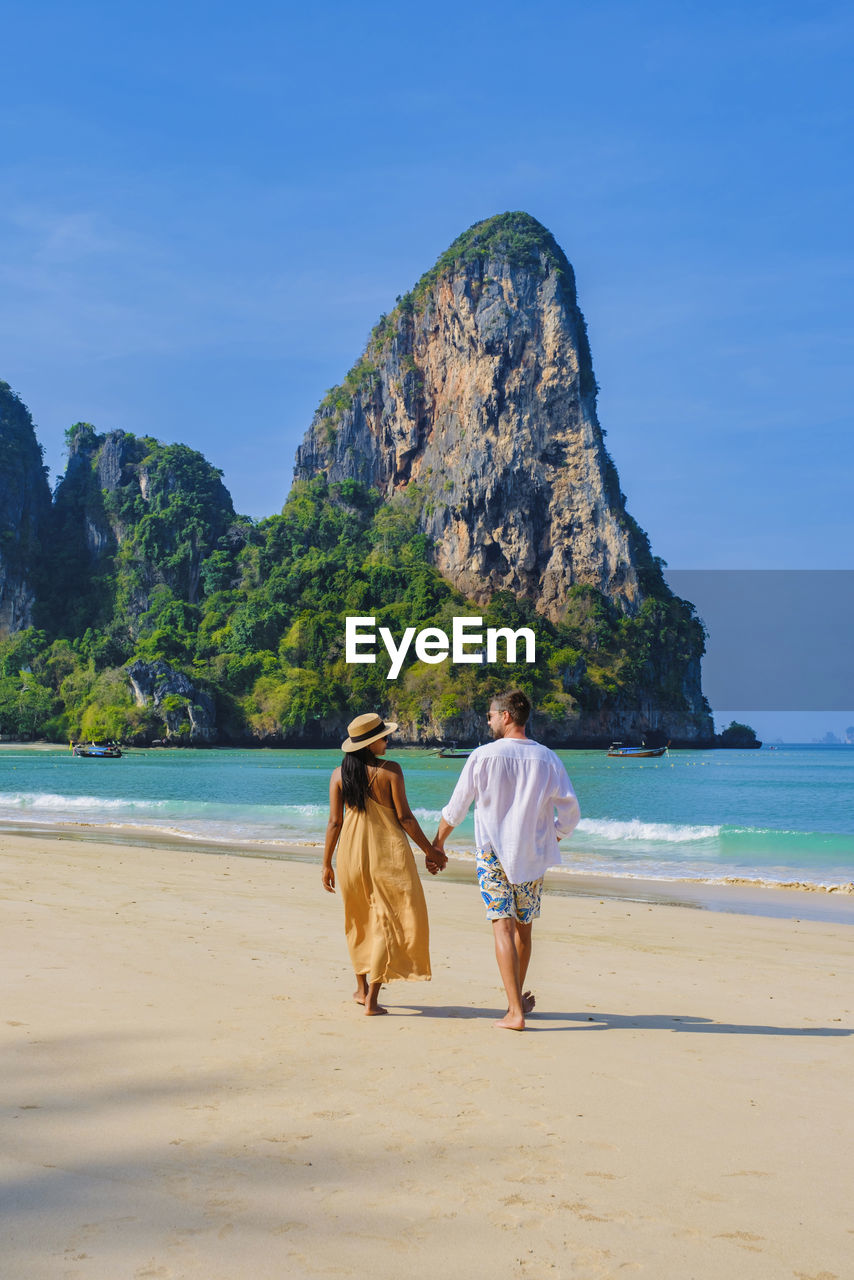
<box><xmin>2</xmin><ymin>830</ymin><xmax>853</xmax><ymax>1279</ymax></box>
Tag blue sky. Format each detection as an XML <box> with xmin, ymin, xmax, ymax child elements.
<box><xmin>2</xmin><ymin>1</ymin><xmax>852</xmax><ymax>733</ymax></box>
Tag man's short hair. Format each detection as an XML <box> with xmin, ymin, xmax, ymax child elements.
<box><xmin>492</xmin><ymin>690</ymin><xmax>531</xmax><ymax>726</ymax></box>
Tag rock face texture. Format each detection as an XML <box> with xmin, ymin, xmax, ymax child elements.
<box><xmin>126</xmin><ymin>659</ymin><xmax>217</xmax><ymax>743</ymax></box>
<box><xmin>0</xmin><ymin>214</ymin><xmax>713</xmax><ymax>746</ymax></box>
<box><xmin>47</xmin><ymin>424</ymin><xmax>238</xmax><ymax>625</ymax></box>
<box><xmin>294</xmin><ymin>212</ymin><xmax>713</xmax><ymax>742</ymax></box>
<box><xmin>62</xmin><ymin>427</ymin><xmax>142</xmax><ymax>557</ymax></box>
<box><xmin>295</xmin><ymin>212</ymin><xmax>656</xmax><ymax>622</ymax></box>
<box><xmin>0</xmin><ymin>382</ymin><xmax>52</xmax><ymax>634</ymax></box>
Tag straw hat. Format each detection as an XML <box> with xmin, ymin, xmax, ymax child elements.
<box><xmin>341</xmin><ymin>712</ymin><xmax>398</xmax><ymax>753</ymax></box>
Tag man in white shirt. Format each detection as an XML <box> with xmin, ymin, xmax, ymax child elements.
<box><xmin>434</xmin><ymin>690</ymin><xmax>580</xmax><ymax>1031</ymax></box>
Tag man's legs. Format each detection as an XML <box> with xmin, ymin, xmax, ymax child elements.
<box><xmin>477</xmin><ymin>849</ymin><xmax>541</xmax><ymax>1030</ymax></box>
<box><xmin>492</xmin><ymin>918</ymin><xmax>526</xmax><ymax>1031</ymax></box>
<box><xmin>515</xmin><ymin>920</ymin><xmax>535</xmax><ymax>1013</ymax></box>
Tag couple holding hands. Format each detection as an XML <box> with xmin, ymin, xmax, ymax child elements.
<box><xmin>322</xmin><ymin>690</ymin><xmax>580</xmax><ymax>1031</ymax></box>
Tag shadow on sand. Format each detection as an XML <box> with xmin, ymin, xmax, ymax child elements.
<box><xmin>389</xmin><ymin>1005</ymin><xmax>854</xmax><ymax>1036</ymax></box>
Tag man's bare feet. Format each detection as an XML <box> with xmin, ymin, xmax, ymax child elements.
<box><xmin>495</xmin><ymin>1011</ymin><xmax>525</xmax><ymax>1031</ymax></box>
<box><xmin>353</xmin><ymin>975</ymin><xmax>368</xmax><ymax>1005</ymax></box>
<box><xmin>365</xmin><ymin>1004</ymin><xmax>388</xmax><ymax>1016</ymax></box>
<box><xmin>503</xmin><ymin>992</ymin><xmax>535</xmax><ymax>1018</ymax></box>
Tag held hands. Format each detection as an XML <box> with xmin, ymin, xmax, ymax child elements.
<box><xmin>425</xmin><ymin>843</ymin><xmax>448</xmax><ymax>875</ymax></box>
<box><xmin>321</xmin><ymin>864</ymin><xmax>335</xmax><ymax>893</ymax></box>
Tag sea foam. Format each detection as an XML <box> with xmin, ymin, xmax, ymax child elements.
<box><xmin>576</xmin><ymin>818</ymin><xmax>721</xmax><ymax>843</ymax></box>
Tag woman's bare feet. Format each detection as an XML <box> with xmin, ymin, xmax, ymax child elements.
<box><xmin>364</xmin><ymin>979</ymin><xmax>386</xmax><ymax>1016</ymax></box>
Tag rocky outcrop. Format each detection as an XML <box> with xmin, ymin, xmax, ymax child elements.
<box><xmin>295</xmin><ymin>212</ymin><xmax>658</xmax><ymax>622</ymax></box>
<box><xmin>0</xmin><ymin>382</ymin><xmax>52</xmax><ymax>634</ymax></box>
<box><xmin>294</xmin><ymin>212</ymin><xmax>712</xmax><ymax>742</ymax></box>
<box><xmin>126</xmin><ymin>659</ymin><xmax>217</xmax><ymax>743</ymax></box>
<box><xmin>46</xmin><ymin>425</ymin><xmax>239</xmax><ymax>629</ymax></box>
<box><xmin>716</xmin><ymin>721</ymin><xmax>761</xmax><ymax>748</ymax></box>
<box><xmin>53</xmin><ymin>424</ymin><xmax>120</xmax><ymax>560</ymax></box>
<box><xmin>1</xmin><ymin>215</ymin><xmax>713</xmax><ymax>747</ymax></box>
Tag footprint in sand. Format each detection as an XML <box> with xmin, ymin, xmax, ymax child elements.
<box><xmin>715</xmin><ymin>1230</ymin><xmax>765</xmax><ymax>1253</ymax></box>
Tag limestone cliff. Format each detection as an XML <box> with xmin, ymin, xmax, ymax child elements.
<box><xmin>0</xmin><ymin>215</ymin><xmax>713</xmax><ymax>746</ymax></box>
<box><xmin>295</xmin><ymin>212</ymin><xmax>658</xmax><ymax>622</ymax></box>
<box><xmin>294</xmin><ymin>212</ymin><xmax>712</xmax><ymax>742</ymax></box>
<box><xmin>126</xmin><ymin>659</ymin><xmax>217</xmax><ymax>743</ymax></box>
<box><xmin>44</xmin><ymin>425</ymin><xmax>239</xmax><ymax>635</ymax></box>
<box><xmin>0</xmin><ymin>382</ymin><xmax>52</xmax><ymax>634</ymax></box>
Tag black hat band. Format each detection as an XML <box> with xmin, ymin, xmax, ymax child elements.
<box><xmin>350</xmin><ymin>721</ymin><xmax>388</xmax><ymax>743</ymax></box>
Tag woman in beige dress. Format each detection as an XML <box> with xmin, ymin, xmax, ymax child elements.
<box><xmin>322</xmin><ymin>712</ymin><xmax>446</xmax><ymax>1015</ymax></box>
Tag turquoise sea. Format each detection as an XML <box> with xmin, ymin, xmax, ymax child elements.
<box><xmin>1</xmin><ymin>744</ymin><xmax>853</xmax><ymax>891</ymax></box>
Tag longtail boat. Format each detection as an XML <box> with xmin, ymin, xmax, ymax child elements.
<box><xmin>71</xmin><ymin>742</ymin><xmax>123</xmax><ymax>758</ymax></box>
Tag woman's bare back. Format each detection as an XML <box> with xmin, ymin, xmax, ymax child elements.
<box><xmin>329</xmin><ymin>759</ymin><xmax>400</xmax><ymax>813</ymax></box>
<box><xmin>365</xmin><ymin>760</ymin><xmax>398</xmax><ymax>809</ymax></box>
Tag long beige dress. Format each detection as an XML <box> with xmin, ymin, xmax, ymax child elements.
<box><xmin>336</xmin><ymin>795</ymin><xmax>431</xmax><ymax>984</ymax></box>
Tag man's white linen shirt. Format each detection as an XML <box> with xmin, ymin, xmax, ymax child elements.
<box><xmin>441</xmin><ymin>738</ymin><xmax>580</xmax><ymax>883</ymax></box>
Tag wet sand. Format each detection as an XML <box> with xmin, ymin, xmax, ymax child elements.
<box><xmin>2</xmin><ymin>829</ymin><xmax>853</xmax><ymax>1279</ymax></box>
<box><xmin>6</xmin><ymin>816</ymin><xmax>854</xmax><ymax>925</ymax></box>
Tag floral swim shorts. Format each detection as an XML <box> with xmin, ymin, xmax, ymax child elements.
<box><xmin>476</xmin><ymin>847</ymin><xmax>544</xmax><ymax>923</ymax></box>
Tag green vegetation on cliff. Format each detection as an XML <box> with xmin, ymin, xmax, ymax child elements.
<box><xmin>0</xmin><ymin>211</ymin><xmax>711</xmax><ymax>744</ymax></box>
<box><xmin>1</xmin><ymin>459</ymin><xmax>707</xmax><ymax>744</ymax></box>
<box><xmin>36</xmin><ymin>424</ymin><xmax>239</xmax><ymax>645</ymax></box>
<box><xmin>717</xmin><ymin>721</ymin><xmax>761</xmax><ymax>748</ymax></box>
<box><xmin>410</xmin><ymin>210</ymin><xmax>582</xmax><ymax>305</ymax></box>
<box><xmin>314</xmin><ymin>212</ymin><xmax>599</xmax><ymax>440</ymax></box>
<box><xmin>0</xmin><ymin>381</ymin><xmax>51</xmax><ymax>591</ymax></box>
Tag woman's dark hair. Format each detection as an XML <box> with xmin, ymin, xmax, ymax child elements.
<box><xmin>341</xmin><ymin>746</ymin><xmax>378</xmax><ymax>811</ymax></box>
